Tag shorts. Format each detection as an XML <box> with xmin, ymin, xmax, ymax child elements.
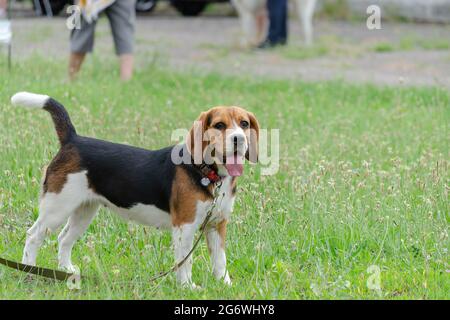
<box><xmin>70</xmin><ymin>0</ymin><xmax>136</xmax><ymax>55</ymax></box>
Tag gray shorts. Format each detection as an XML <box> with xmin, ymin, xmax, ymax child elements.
<box><xmin>70</xmin><ymin>0</ymin><xmax>136</xmax><ymax>55</ymax></box>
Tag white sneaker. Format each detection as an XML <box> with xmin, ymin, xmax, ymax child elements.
<box><xmin>0</xmin><ymin>19</ymin><xmax>11</xmax><ymax>44</ymax></box>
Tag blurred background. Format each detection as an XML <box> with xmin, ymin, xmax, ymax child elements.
<box><xmin>2</xmin><ymin>0</ymin><xmax>450</xmax><ymax>87</ymax></box>
<box><xmin>0</xmin><ymin>2</ymin><xmax>449</xmax><ymax>300</ymax></box>
<box><xmin>10</xmin><ymin>0</ymin><xmax>450</xmax><ymax>21</ymax></box>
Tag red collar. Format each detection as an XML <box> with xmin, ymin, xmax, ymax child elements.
<box><xmin>198</xmin><ymin>164</ymin><xmax>223</xmax><ymax>186</ymax></box>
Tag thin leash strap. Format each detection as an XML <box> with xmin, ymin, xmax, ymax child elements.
<box><xmin>0</xmin><ymin>256</ymin><xmax>74</xmax><ymax>281</ymax></box>
<box><xmin>0</xmin><ymin>232</ymin><xmax>76</xmax><ymax>281</ymax></box>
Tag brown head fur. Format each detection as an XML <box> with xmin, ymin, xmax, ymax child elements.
<box><xmin>187</xmin><ymin>106</ymin><xmax>260</xmax><ymax>164</ymax></box>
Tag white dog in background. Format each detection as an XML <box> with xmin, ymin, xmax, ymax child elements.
<box><xmin>232</xmin><ymin>0</ymin><xmax>317</xmax><ymax>47</ymax></box>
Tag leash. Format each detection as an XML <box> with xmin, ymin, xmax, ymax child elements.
<box><xmin>0</xmin><ymin>257</ymin><xmax>75</xmax><ymax>281</ymax></box>
<box><xmin>0</xmin><ymin>180</ymin><xmax>223</xmax><ymax>284</ymax></box>
<box><xmin>0</xmin><ymin>232</ymin><xmax>79</xmax><ymax>281</ymax></box>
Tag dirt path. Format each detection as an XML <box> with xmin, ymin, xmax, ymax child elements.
<box><xmin>7</xmin><ymin>13</ymin><xmax>450</xmax><ymax>88</ymax></box>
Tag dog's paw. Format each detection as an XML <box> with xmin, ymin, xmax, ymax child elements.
<box><xmin>59</xmin><ymin>264</ymin><xmax>78</xmax><ymax>274</ymax></box>
<box><xmin>181</xmin><ymin>281</ymin><xmax>202</xmax><ymax>290</ymax></box>
<box><xmin>191</xmin><ymin>282</ymin><xmax>202</xmax><ymax>290</ymax></box>
<box><xmin>223</xmin><ymin>273</ymin><xmax>232</xmax><ymax>286</ymax></box>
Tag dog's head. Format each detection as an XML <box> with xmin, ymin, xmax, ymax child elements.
<box><xmin>187</xmin><ymin>106</ymin><xmax>260</xmax><ymax>177</ymax></box>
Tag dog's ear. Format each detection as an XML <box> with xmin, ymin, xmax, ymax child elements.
<box><xmin>187</xmin><ymin>111</ymin><xmax>211</xmax><ymax>164</ymax></box>
<box><xmin>246</xmin><ymin>111</ymin><xmax>260</xmax><ymax>163</ymax></box>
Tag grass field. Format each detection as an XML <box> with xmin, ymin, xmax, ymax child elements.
<box><xmin>0</xmin><ymin>57</ymin><xmax>448</xmax><ymax>299</ymax></box>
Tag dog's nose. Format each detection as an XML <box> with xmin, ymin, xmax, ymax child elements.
<box><xmin>231</xmin><ymin>134</ymin><xmax>245</xmax><ymax>148</ymax></box>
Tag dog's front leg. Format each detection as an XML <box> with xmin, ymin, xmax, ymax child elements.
<box><xmin>172</xmin><ymin>223</ymin><xmax>198</xmax><ymax>288</ymax></box>
<box><xmin>232</xmin><ymin>0</ymin><xmax>259</xmax><ymax>47</ymax></box>
<box><xmin>206</xmin><ymin>220</ymin><xmax>231</xmax><ymax>285</ymax></box>
<box><xmin>297</xmin><ymin>0</ymin><xmax>317</xmax><ymax>46</ymax></box>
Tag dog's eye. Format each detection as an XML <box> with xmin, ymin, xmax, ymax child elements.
<box><xmin>240</xmin><ymin>120</ymin><xmax>249</xmax><ymax>128</ymax></box>
<box><xmin>214</xmin><ymin>122</ymin><xmax>226</xmax><ymax>130</ymax></box>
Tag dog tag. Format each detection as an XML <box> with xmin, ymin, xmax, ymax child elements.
<box><xmin>200</xmin><ymin>177</ymin><xmax>210</xmax><ymax>187</ymax></box>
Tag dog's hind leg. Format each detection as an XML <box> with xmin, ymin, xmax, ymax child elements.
<box><xmin>58</xmin><ymin>202</ymin><xmax>99</xmax><ymax>272</ymax></box>
<box><xmin>22</xmin><ymin>171</ymin><xmax>91</xmax><ymax>267</ymax></box>
<box><xmin>232</xmin><ymin>0</ymin><xmax>259</xmax><ymax>47</ymax></box>
<box><xmin>297</xmin><ymin>0</ymin><xmax>317</xmax><ymax>46</ymax></box>
<box><xmin>22</xmin><ymin>218</ymin><xmax>48</xmax><ymax>266</ymax></box>
<box><xmin>242</xmin><ymin>12</ymin><xmax>259</xmax><ymax>47</ymax></box>
<box><xmin>22</xmin><ymin>194</ymin><xmax>79</xmax><ymax>266</ymax></box>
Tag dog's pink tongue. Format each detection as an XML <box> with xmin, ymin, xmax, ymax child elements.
<box><xmin>225</xmin><ymin>154</ymin><xmax>244</xmax><ymax>177</ymax></box>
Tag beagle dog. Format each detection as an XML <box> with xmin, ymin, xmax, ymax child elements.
<box><xmin>232</xmin><ymin>0</ymin><xmax>317</xmax><ymax>47</ymax></box>
<box><xmin>10</xmin><ymin>92</ymin><xmax>259</xmax><ymax>287</ymax></box>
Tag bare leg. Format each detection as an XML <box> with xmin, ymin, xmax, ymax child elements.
<box><xmin>119</xmin><ymin>54</ymin><xmax>133</xmax><ymax>81</ymax></box>
<box><xmin>68</xmin><ymin>52</ymin><xmax>86</xmax><ymax>81</ymax></box>
<box><xmin>0</xmin><ymin>0</ymin><xmax>7</xmax><ymax>18</ymax></box>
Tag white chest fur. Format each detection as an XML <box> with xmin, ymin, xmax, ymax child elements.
<box><xmin>197</xmin><ymin>176</ymin><xmax>236</xmax><ymax>224</ymax></box>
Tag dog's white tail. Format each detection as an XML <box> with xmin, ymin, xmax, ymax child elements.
<box><xmin>11</xmin><ymin>92</ymin><xmax>50</xmax><ymax>109</ymax></box>
<box><xmin>10</xmin><ymin>91</ymin><xmax>77</xmax><ymax>145</ymax></box>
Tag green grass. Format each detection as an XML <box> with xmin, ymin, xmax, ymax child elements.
<box><xmin>197</xmin><ymin>32</ymin><xmax>450</xmax><ymax>62</ymax></box>
<box><xmin>373</xmin><ymin>43</ymin><xmax>396</xmax><ymax>53</ymax></box>
<box><xmin>0</xmin><ymin>57</ymin><xmax>449</xmax><ymax>299</ymax></box>
<box><xmin>316</xmin><ymin>0</ymin><xmax>354</xmax><ymax>21</ymax></box>
<box><xmin>279</xmin><ymin>44</ymin><xmax>329</xmax><ymax>60</ymax></box>
<box><xmin>373</xmin><ymin>36</ymin><xmax>450</xmax><ymax>53</ymax></box>
<box><xmin>279</xmin><ymin>33</ymin><xmax>450</xmax><ymax>61</ymax></box>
